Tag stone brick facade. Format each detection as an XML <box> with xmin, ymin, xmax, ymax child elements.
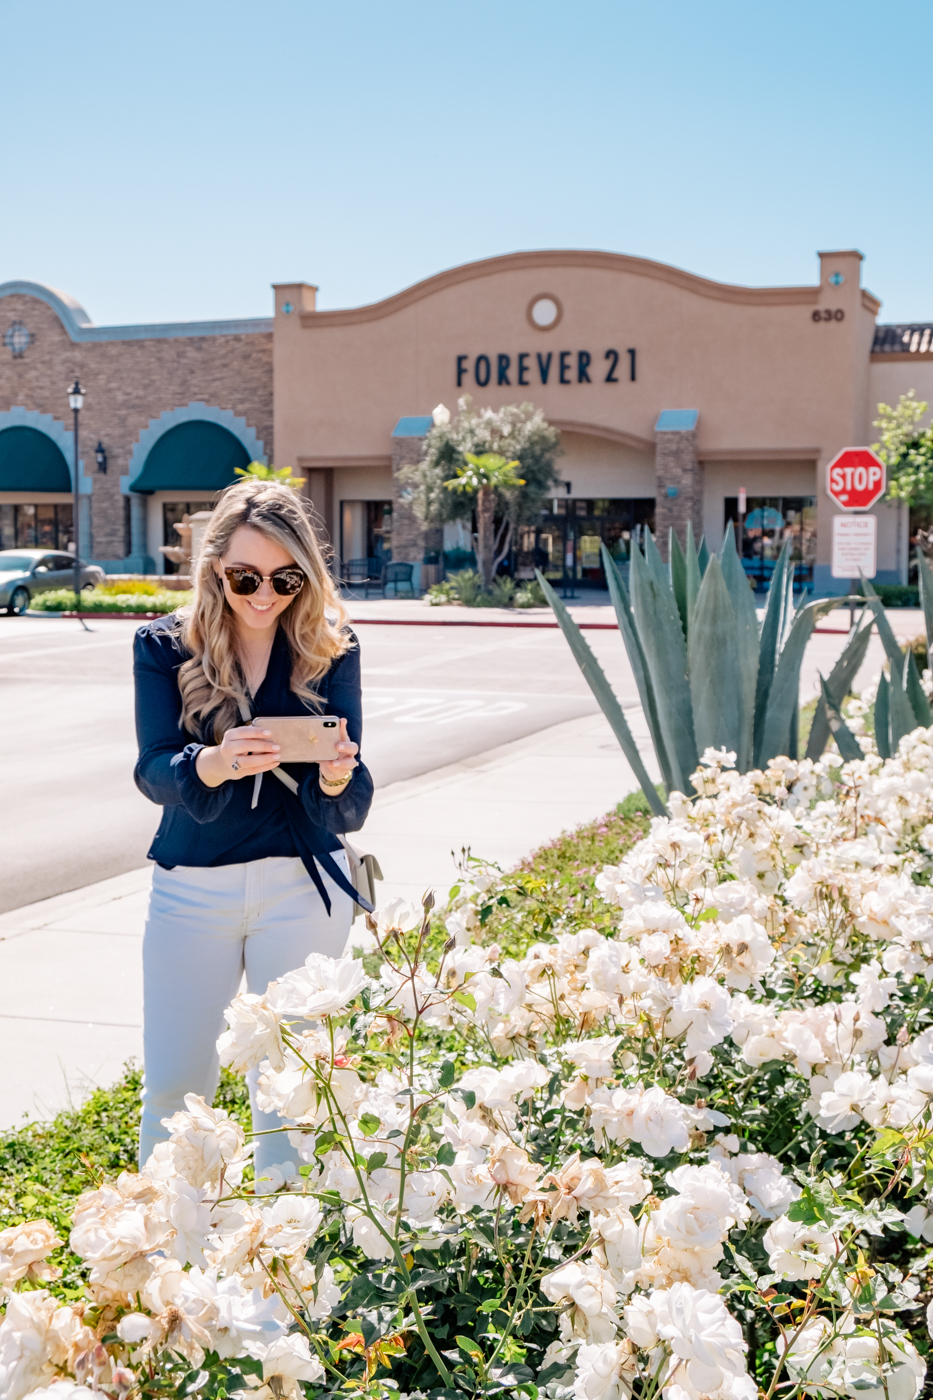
<box><xmin>654</xmin><ymin>424</ymin><xmax>703</xmax><ymax>558</ymax></box>
<box><xmin>391</xmin><ymin>434</ymin><xmax>442</xmax><ymax>564</ymax></box>
<box><xmin>0</xmin><ymin>289</ymin><xmax>272</xmax><ymax>563</ymax></box>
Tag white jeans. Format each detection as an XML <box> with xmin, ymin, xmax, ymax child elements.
<box><xmin>139</xmin><ymin>853</ymin><xmax>353</xmax><ymax>1179</ymax></box>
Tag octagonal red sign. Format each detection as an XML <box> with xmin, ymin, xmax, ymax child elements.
<box><xmin>826</xmin><ymin>447</ymin><xmax>886</xmax><ymax>510</ymax></box>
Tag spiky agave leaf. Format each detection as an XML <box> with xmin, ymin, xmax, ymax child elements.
<box><xmin>754</xmin><ymin>540</ymin><xmax>792</xmax><ymax>760</ymax></box>
<box><xmin>717</xmin><ymin>525</ymin><xmax>759</xmax><ymax>772</ymax></box>
<box><xmin>918</xmin><ymin>547</ymin><xmax>933</xmax><ymax>662</ymax></box>
<box><xmin>629</xmin><ymin>540</ymin><xmax>698</xmax><ymax>793</ymax></box>
<box><xmin>889</xmin><ymin>651</ymin><xmax>921</xmax><ymax>753</ymax></box>
<box><xmin>755</xmin><ymin>597</ymin><xmax>845</xmax><ymax>767</ymax></box>
<box><xmin>685</xmin><ymin>521</ymin><xmax>702</xmax><ymax>623</ymax></box>
<box><xmin>687</xmin><ymin>556</ymin><xmax>743</xmax><ymax>760</ymax></box>
<box><xmin>818</xmin><ymin>674</ymin><xmax>864</xmax><ymax>762</ymax></box>
<box><xmin>805</xmin><ymin>615</ymin><xmax>874</xmax><ymax>759</ymax></box>
<box><xmin>669</xmin><ymin>529</ymin><xmax>688</xmax><ymax>638</ymax></box>
<box><xmin>875</xmin><ymin>671</ymin><xmax>892</xmax><ymax>759</ymax></box>
<box><xmin>534</xmin><ymin>569</ymin><xmax>666</xmax><ymax>815</ymax></box>
<box><xmin>602</xmin><ymin>544</ymin><xmax>674</xmax><ymax>792</ymax></box>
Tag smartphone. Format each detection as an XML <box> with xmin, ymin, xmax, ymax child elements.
<box><xmin>251</xmin><ymin>715</ymin><xmax>343</xmax><ymax>764</ymax></box>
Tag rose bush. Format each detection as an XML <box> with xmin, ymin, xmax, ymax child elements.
<box><xmin>7</xmin><ymin>733</ymin><xmax>933</xmax><ymax>1400</ymax></box>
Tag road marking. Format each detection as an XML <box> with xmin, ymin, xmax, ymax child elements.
<box><xmin>0</xmin><ymin>637</ymin><xmax>132</xmax><ymax>663</ymax></box>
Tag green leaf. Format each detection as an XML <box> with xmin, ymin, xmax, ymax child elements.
<box><xmin>438</xmin><ymin>1060</ymin><xmax>456</xmax><ymax>1089</ymax></box>
<box><xmin>818</xmin><ymin>674</ymin><xmax>863</xmax><ymax>761</ymax></box>
<box><xmin>868</xmin><ymin>1127</ymin><xmax>907</xmax><ymax>1159</ymax></box>
<box><xmin>718</xmin><ymin>525</ymin><xmax>760</xmax><ymax>771</ymax></box>
<box><xmin>875</xmin><ymin>671</ymin><xmax>892</xmax><ymax>758</ymax></box>
<box><xmin>457</xmin><ymin>1335</ymin><xmax>484</xmax><ymax>1365</ymax></box>
<box><xmin>918</xmin><ymin>546</ymin><xmax>933</xmax><ymax>660</ymax></box>
<box><xmin>754</xmin><ymin>538</ymin><xmax>791</xmax><ymax>758</ymax></box>
<box><xmin>357</xmin><ymin>1113</ymin><xmax>381</xmax><ymax>1138</ymax></box>
<box><xmin>669</xmin><ymin>527</ymin><xmax>688</xmax><ymax>637</ymax></box>
<box><xmin>889</xmin><ymin>652</ymin><xmax>918</xmax><ymax>752</ymax></box>
<box><xmin>453</xmin><ymin>990</ymin><xmax>476</xmax><ymax>1012</ymax></box>
<box><xmin>688</xmin><ymin>556</ymin><xmax>742</xmax><ymax>757</ymax></box>
<box><xmin>436</xmin><ymin>1142</ymin><xmax>456</xmax><ymax>1166</ymax></box>
<box><xmin>478</xmin><ymin>1297</ymin><xmax>501</xmax><ymax>1312</ymax></box>
<box><xmin>697</xmin><ymin>534</ymin><xmax>711</xmax><ymax>575</ymax></box>
<box><xmin>602</xmin><ymin>545</ymin><xmax>674</xmax><ymax>794</ymax></box>
<box><xmin>685</xmin><ymin>520</ymin><xmax>702</xmax><ymax>622</ymax></box>
<box><xmin>805</xmin><ymin>615</ymin><xmax>873</xmax><ymax>759</ymax></box>
<box><xmin>628</xmin><ymin>540</ymin><xmax>698</xmax><ymax>793</ymax></box>
<box><xmin>904</xmin><ymin>647</ymin><xmax>933</xmax><ymax>727</ymax></box>
<box><xmin>365</xmin><ymin>1152</ymin><xmax>388</xmax><ymax>1172</ymax></box>
<box><xmin>458</xmin><ymin>1089</ymin><xmax>477</xmax><ymax>1110</ymax></box>
<box><xmin>756</xmin><ymin>597</ymin><xmax>842</xmax><ymax>766</ymax></box>
<box><xmin>537</xmin><ymin>568</ymin><xmax>666</xmax><ymax>814</ymax></box>
<box><xmin>861</xmin><ymin>578</ymin><xmax>906</xmax><ymax>668</ymax></box>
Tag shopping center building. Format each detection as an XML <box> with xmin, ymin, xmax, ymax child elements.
<box><xmin>2</xmin><ymin>247</ymin><xmax>933</xmax><ymax>593</ymax></box>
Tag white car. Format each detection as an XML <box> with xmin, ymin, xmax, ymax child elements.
<box><xmin>0</xmin><ymin>549</ymin><xmax>105</xmax><ymax>615</ymax></box>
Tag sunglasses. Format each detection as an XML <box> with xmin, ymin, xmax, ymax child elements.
<box><xmin>223</xmin><ymin>565</ymin><xmax>306</xmax><ymax>597</ymax></box>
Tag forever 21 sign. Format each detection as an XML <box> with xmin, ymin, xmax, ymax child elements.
<box><xmin>456</xmin><ymin>349</ymin><xmax>637</xmax><ymax>388</ymax></box>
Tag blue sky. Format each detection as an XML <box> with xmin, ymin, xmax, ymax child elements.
<box><xmin>1</xmin><ymin>0</ymin><xmax>929</xmax><ymax>326</ymax></box>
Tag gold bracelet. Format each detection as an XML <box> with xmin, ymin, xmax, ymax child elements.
<box><xmin>320</xmin><ymin>770</ymin><xmax>352</xmax><ymax>788</ymax></box>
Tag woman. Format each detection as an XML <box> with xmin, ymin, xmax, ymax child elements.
<box><xmin>133</xmin><ymin>478</ymin><xmax>372</xmax><ymax>1180</ymax></box>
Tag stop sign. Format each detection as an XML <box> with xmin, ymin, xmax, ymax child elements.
<box><xmin>826</xmin><ymin>447</ymin><xmax>886</xmax><ymax>510</ymax></box>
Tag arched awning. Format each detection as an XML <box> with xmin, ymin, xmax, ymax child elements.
<box><xmin>0</xmin><ymin>427</ymin><xmax>71</xmax><ymax>491</ymax></box>
<box><xmin>131</xmin><ymin>420</ymin><xmax>251</xmax><ymax>492</ymax></box>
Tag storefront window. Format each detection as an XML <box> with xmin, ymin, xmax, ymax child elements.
<box><xmin>515</xmin><ymin>498</ymin><xmax>655</xmax><ymax>586</ymax></box>
<box><xmin>340</xmin><ymin>501</ymin><xmax>392</xmax><ymax>567</ymax></box>
<box><xmin>0</xmin><ymin>503</ymin><xmax>73</xmax><ymax>551</ymax></box>
<box><xmin>724</xmin><ymin>496</ymin><xmax>816</xmax><ymax>589</ymax></box>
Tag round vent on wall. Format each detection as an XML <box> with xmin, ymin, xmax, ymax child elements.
<box><xmin>528</xmin><ymin>295</ymin><xmax>562</xmax><ymax>330</ymax></box>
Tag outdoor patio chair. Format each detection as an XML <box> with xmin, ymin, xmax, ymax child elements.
<box><xmin>343</xmin><ymin>558</ymin><xmax>371</xmax><ymax>589</ymax></box>
<box><xmin>383</xmin><ymin>562</ymin><xmax>415</xmax><ymax>599</ymax></box>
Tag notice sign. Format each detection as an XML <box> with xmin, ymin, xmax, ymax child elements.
<box><xmin>832</xmin><ymin>513</ymin><xmax>877</xmax><ymax>579</ymax></box>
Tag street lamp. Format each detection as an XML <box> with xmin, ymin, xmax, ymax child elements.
<box><xmin>68</xmin><ymin>379</ymin><xmax>84</xmax><ymax>612</ymax></box>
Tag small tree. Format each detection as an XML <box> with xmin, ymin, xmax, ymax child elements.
<box><xmin>873</xmin><ymin>391</ymin><xmax>933</xmax><ymax>506</ymax></box>
<box><xmin>234</xmin><ymin>461</ymin><xmax>306</xmax><ymax>489</ymax></box>
<box><xmin>444</xmin><ymin>452</ymin><xmax>525</xmax><ymax>587</ymax></box>
<box><xmin>400</xmin><ymin>396</ymin><xmax>561</xmax><ymax>584</ymax></box>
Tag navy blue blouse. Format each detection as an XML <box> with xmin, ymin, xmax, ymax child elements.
<box><xmin>133</xmin><ymin>614</ymin><xmax>373</xmax><ymax>908</ymax></box>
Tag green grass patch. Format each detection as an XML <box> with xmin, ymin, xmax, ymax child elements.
<box><xmin>30</xmin><ymin>588</ymin><xmax>191</xmax><ymax>613</ymax></box>
<box><xmin>0</xmin><ymin>1065</ymin><xmax>250</xmax><ymax>1259</ymax></box>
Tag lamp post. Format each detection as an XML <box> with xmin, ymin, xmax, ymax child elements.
<box><xmin>68</xmin><ymin>379</ymin><xmax>84</xmax><ymax>613</ymax></box>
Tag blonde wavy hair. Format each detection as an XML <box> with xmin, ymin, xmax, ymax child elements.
<box><xmin>177</xmin><ymin>479</ymin><xmax>350</xmax><ymax>741</ymax></box>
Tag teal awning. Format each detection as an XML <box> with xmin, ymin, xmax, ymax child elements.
<box><xmin>133</xmin><ymin>421</ymin><xmax>250</xmax><ymax>491</ymax></box>
<box><xmin>0</xmin><ymin>427</ymin><xmax>71</xmax><ymax>491</ymax></box>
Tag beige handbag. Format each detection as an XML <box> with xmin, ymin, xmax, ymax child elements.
<box><xmin>235</xmin><ymin>699</ymin><xmax>382</xmax><ymax>920</ymax></box>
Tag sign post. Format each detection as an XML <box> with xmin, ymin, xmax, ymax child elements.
<box><xmin>826</xmin><ymin>448</ymin><xmax>886</xmax><ymax>511</ymax></box>
<box><xmin>738</xmin><ymin>486</ymin><xmax>746</xmax><ymax>563</ymax></box>
<box><xmin>826</xmin><ymin>448</ymin><xmax>886</xmax><ymax>628</ymax></box>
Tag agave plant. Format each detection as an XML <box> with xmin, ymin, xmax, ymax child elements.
<box><xmin>820</xmin><ymin>557</ymin><xmax>933</xmax><ymax>761</ymax></box>
<box><xmin>536</xmin><ymin>525</ymin><xmax>870</xmax><ymax>814</ymax></box>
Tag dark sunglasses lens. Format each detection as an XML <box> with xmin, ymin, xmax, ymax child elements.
<box><xmin>226</xmin><ymin>568</ymin><xmax>261</xmax><ymax>595</ymax></box>
<box><xmin>272</xmin><ymin>570</ymin><xmax>304</xmax><ymax>596</ymax></box>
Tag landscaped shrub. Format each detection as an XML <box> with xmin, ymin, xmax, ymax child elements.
<box><xmin>7</xmin><ymin>739</ymin><xmax>933</xmax><ymax>1400</ymax></box>
<box><xmin>30</xmin><ymin>588</ymin><xmax>191</xmax><ymax>614</ymax></box>
<box><xmin>874</xmin><ymin>583</ymin><xmax>921</xmax><ymax>608</ymax></box>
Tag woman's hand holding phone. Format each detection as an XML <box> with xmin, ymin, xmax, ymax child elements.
<box><xmin>318</xmin><ymin>718</ymin><xmax>358</xmax><ymax>794</ymax></box>
<box><xmin>195</xmin><ymin>724</ymin><xmax>281</xmax><ymax>789</ymax></box>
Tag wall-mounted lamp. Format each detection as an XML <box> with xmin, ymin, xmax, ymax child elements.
<box><xmin>563</xmin><ymin>480</ymin><xmax>572</xmax><ymax>495</ymax></box>
<box><xmin>95</xmin><ymin>441</ymin><xmax>107</xmax><ymax>473</ymax></box>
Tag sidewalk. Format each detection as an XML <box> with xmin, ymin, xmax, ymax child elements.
<box><xmin>0</xmin><ymin>708</ymin><xmax>653</xmax><ymax>1131</ymax></box>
